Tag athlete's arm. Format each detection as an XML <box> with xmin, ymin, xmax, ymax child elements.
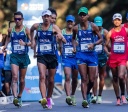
<box><xmin>3</xmin><ymin>28</ymin><xmax>11</xmax><ymax>51</ymax></box>
<box><xmin>53</xmin><ymin>24</ymin><xmax>66</xmax><ymax>43</ymax></box>
<box><xmin>105</xmin><ymin>30</ymin><xmax>111</xmax><ymax>55</ymax></box>
<box><xmin>103</xmin><ymin>29</ymin><xmax>109</xmax><ymax>54</ymax></box>
<box><xmin>72</xmin><ymin>25</ymin><xmax>78</xmax><ymax>53</ymax></box>
<box><xmin>92</xmin><ymin>22</ymin><xmax>103</xmax><ymax>46</ymax></box>
<box><xmin>25</xmin><ymin>27</ymin><xmax>31</xmax><ymax>46</ymax></box>
<box><xmin>30</xmin><ymin>23</ymin><xmax>39</xmax><ymax>49</ymax></box>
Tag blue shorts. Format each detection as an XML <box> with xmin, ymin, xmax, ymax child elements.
<box><xmin>76</xmin><ymin>52</ymin><xmax>98</xmax><ymax>66</ymax></box>
<box><xmin>62</xmin><ymin>57</ymin><xmax>78</xmax><ymax>70</ymax></box>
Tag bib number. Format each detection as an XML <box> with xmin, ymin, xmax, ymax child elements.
<box><xmin>40</xmin><ymin>44</ymin><xmax>52</xmax><ymax>51</ymax></box>
<box><xmin>95</xmin><ymin>45</ymin><xmax>103</xmax><ymax>53</ymax></box>
<box><xmin>113</xmin><ymin>42</ymin><xmax>125</xmax><ymax>53</ymax></box>
<box><xmin>64</xmin><ymin>47</ymin><xmax>73</xmax><ymax>54</ymax></box>
<box><xmin>14</xmin><ymin>45</ymin><xmax>25</xmax><ymax>51</ymax></box>
<box><xmin>80</xmin><ymin>43</ymin><xmax>88</xmax><ymax>52</ymax></box>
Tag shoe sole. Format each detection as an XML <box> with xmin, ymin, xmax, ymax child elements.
<box><xmin>66</xmin><ymin>98</ymin><xmax>72</xmax><ymax>105</ymax></box>
<box><xmin>82</xmin><ymin>101</ymin><xmax>89</xmax><ymax>108</ymax></box>
<box><xmin>41</xmin><ymin>99</ymin><xmax>47</xmax><ymax>108</ymax></box>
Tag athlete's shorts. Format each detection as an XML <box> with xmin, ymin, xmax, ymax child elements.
<box><xmin>108</xmin><ymin>59</ymin><xmax>126</xmax><ymax>68</ymax></box>
<box><xmin>37</xmin><ymin>54</ymin><xmax>58</xmax><ymax>69</ymax></box>
<box><xmin>10</xmin><ymin>53</ymin><xmax>30</xmax><ymax>69</ymax></box>
<box><xmin>62</xmin><ymin>57</ymin><xmax>78</xmax><ymax>70</ymax></box>
<box><xmin>76</xmin><ymin>52</ymin><xmax>98</xmax><ymax>67</ymax></box>
<box><xmin>3</xmin><ymin>70</ymin><xmax>12</xmax><ymax>83</ymax></box>
<box><xmin>98</xmin><ymin>54</ymin><xmax>107</xmax><ymax>68</ymax></box>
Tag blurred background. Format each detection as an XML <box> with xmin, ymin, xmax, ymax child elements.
<box><xmin>0</xmin><ymin>0</ymin><xmax>128</xmax><ymax>34</ymax></box>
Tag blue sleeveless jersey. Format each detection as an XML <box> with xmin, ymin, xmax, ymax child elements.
<box><xmin>94</xmin><ymin>29</ymin><xmax>106</xmax><ymax>54</ymax></box>
<box><xmin>62</xmin><ymin>28</ymin><xmax>75</xmax><ymax>58</ymax></box>
<box><xmin>77</xmin><ymin>22</ymin><xmax>95</xmax><ymax>52</ymax></box>
<box><xmin>37</xmin><ymin>23</ymin><xmax>56</xmax><ymax>55</ymax></box>
<box><xmin>11</xmin><ymin>26</ymin><xmax>29</xmax><ymax>54</ymax></box>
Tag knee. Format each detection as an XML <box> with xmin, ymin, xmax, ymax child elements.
<box><xmin>81</xmin><ymin>76</ymin><xmax>87</xmax><ymax>82</ymax></box>
<box><xmin>113</xmin><ymin>75</ymin><xmax>118</xmax><ymax>82</ymax></box>
<box><xmin>12</xmin><ymin>76</ymin><xmax>18</xmax><ymax>82</ymax></box>
<box><xmin>99</xmin><ymin>74</ymin><xmax>105</xmax><ymax>81</ymax></box>
<box><xmin>39</xmin><ymin>75</ymin><xmax>46</xmax><ymax>82</ymax></box>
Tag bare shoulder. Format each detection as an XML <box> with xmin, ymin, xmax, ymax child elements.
<box><xmin>73</xmin><ymin>24</ymin><xmax>78</xmax><ymax>32</ymax></box>
<box><xmin>30</xmin><ymin>23</ymin><xmax>40</xmax><ymax>30</ymax></box>
<box><xmin>90</xmin><ymin>22</ymin><xmax>98</xmax><ymax>31</ymax></box>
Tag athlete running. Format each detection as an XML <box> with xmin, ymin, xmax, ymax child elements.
<box><xmin>72</xmin><ymin>7</ymin><xmax>102</xmax><ymax>108</ymax></box>
<box><xmin>61</xmin><ymin>15</ymin><xmax>78</xmax><ymax>106</ymax></box>
<box><xmin>30</xmin><ymin>9</ymin><xmax>65</xmax><ymax>109</ymax></box>
<box><xmin>3</xmin><ymin>11</ymin><xmax>31</xmax><ymax>107</ymax></box>
<box><xmin>91</xmin><ymin>16</ymin><xmax>108</xmax><ymax>104</ymax></box>
<box><xmin>106</xmin><ymin>13</ymin><xmax>128</xmax><ymax>105</ymax></box>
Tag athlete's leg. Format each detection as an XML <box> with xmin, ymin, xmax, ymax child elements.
<box><xmin>87</xmin><ymin>66</ymin><xmax>96</xmax><ymax>95</ymax></box>
<box><xmin>11</xmin><ymin>64</ymin><xmax>19</xmax><ymax>97</ymax></box>
<box><xmin>71</xmin><ymin>69</ymin><xmax>78</xmax><ymax>96</ymax></box>
<box><xmin>98</xmin><ymin>65</ymin><xmax>106</xmax><ymax>96</ymax></box>
<box><xmin>78</xmin><ymin>64</ymin><xmax>88</xmax><ymax>100</ymax></box>
<box><xmin>18</xmin><ymin>68</ymin><xmax>27</xmax><ymax>97</ymax></box>
<box><xmin>64</xmin><ymin>67</ymin><xmax>72</xmax><ymax>96</ymax></box>
<box><xmin>47</xmin><ymin>69</ymin><xmax>56</xmax><ymax>98</ymax></box>
<box><xmin>118</xmin><ymin>65</ymin><xmax>127</xmax><ymax>104</ymax></box>
<box><xmin>92</xmin><ymin>66</ymin><xmax>98</xmax><ymax>96</ymax></box>
<box><xmin>38</xmin><ymin>62</ymin><xmax>47</xmax><ymax>98</ymax></box>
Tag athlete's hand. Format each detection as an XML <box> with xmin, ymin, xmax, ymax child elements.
<box><xmin>33</xmin><ymin>54</ymin><xmax>37</xmax><ymax>58</ymax></box>
<box><xmin>19</xmin><ymin>39</ymin><xmax>26</xmax><ymax>46</ymax></box>
<box><xmin>88</xmin><ymin>43</ymin><xmax>94</xmax><ymax>50</ymax></box>
<box><xmin>107</xmin><ymin>52</ymin><xmax>111</xmax><ymax>56</ymax></box>
<box><xmin>72</xmin><ymin>48</ymin><xmax>76</xmax><ymax>53</ymax></box>
<box><xmin>2</xmin><ymin>46</ymin><xmax>6</xmax><ymax>52</ymax></box>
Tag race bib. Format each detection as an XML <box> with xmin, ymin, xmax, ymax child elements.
<box><xmin>113</xmin><ymin>42</ymin><xmax>125</xmax><ymax>53</ymax></box>
<box><xmin>14</xmin><ymin>45</ymin><xmax>25</xmax><ymax>51</ymax></box>
<box><xmin>64</xmin><ymin>47</ymin><xmax>73</xmax><ymax>54</ymax></box>
<box><xmin>80</xmin><ymin>43</ymin><xmax>88</xmax><ymax>51</ymax></box>
<box><xmin>95</xmin><ymin>45</ymin><xmax>103</xmax><ymax>53</ymax></box>
<box><xmin>40</xmin><ymin>44</ymin><xmax>52</xmax><ymax>51</ymax></box>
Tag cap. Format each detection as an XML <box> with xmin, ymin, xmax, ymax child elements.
<box><xmin>42</xmin><ymin>10</ymin><xmax>52</xmax><ymax>16</ymax></box>
<box><xmin>78</xmin><ymin>7</ymin><xmax>88</xmax><ymax>14</ymax></box>
<box><xmin>94</xmin><ymin>16</ymin><xmax>103</xmax><ymax>26</ymax></box>
<box><xmin>113</xmin><ymin>13</ymin><xmax>122</xmax><ymax>20</ymax></box>
<box><xmin>66</xmin><ymin>15</ymin><xmax>75</xmax><ymax>22</ymax></box>
<box><xmin>126</xmin><ymin>13</ymin><xmax>128</xmax><ymax>19</ymax></box>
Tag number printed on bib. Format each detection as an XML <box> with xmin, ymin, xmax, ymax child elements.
<box><xmin>64</xmin><ymin>47</ymin><xmax>73</xmax><ymax>54</ymax></box>
<box><xmin>40</xmin><ymin>44</ymin><xmax>52</xmax><ymax>51</ymax></box>
<box><xmin>14</xmin><ymin>45</ymin><xmax>25</xmax><ymax>51</ymax></box>
<box><xmin>80</xmin><ymin>43</ymin><xmax>88</xmax><ymax>51</ymax></box>
<box><xmin>113</xmin><ymin>42</ymin><xmax>125</xmax><ymax>53</ymax></box>
<box><xmin>95</xmin><ymin>45</ymin><xmax>102</xmax><ymax>53</ymax></box>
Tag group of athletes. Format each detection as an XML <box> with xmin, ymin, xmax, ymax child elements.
<box><xmin>1</xmin><ymin>6</ymin><xmax>128</xmax><ymax>109</ymax></box>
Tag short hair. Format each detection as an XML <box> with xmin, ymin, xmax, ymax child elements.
<box><xmin>14</xmin><ymin>11</ymin><xmax>23</xmax><ymax>18</ymax></box>
<box><xmin>48</xmin><ymin>7</ymin><xmax>57</xmax><ymax>16</ymax></box>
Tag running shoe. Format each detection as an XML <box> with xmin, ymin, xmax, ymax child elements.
<box><xmin>97</xmin><ymin>96</ymin><xmax>102</xmax><ymax>104</ymax></box>
<box><xmin>50</xmin><ymin>98</ymin><xmax>55</xmax><ymax>105</ymax></box>
<box><xmin>71</xmin><ymin>95</ymin><xmax>77</xmax><ymax>106</ymax></box>
<box><xmin>126</xmin><ymin>96</ymin><xmax>128</xmax><ymax>101</ymax></box>
<box><xmin>66</xmin><ymin>96</ymin><xmax>72</xmax><ymax>105</ymax></box>
<box><xmin>13</xmin><ymin>97</ymin><xmax>19</xmax><ymax>106</ymax></box>
<box><xmin>87</xmin><ymin>94</ymin><xmax>91</xmax><ymax>104</ymax></box>
<box><xmin>46</xmin><ymin>98</ymin><xmax>52</xmax><ymax>109</ymax></box>
<box><xmin>121</xmin><ymin>95</ymin><xmax>127</xmax><ymax>104</ymax></box>
<box><xmin>17</xmin><ymin>97</ymin><xmax>22</xmax><ymax>107</ymax></box>
<box><xmin>116</xmin><ymin>98</ymin><xmax>121</xmax><ymax>106</ymax></box>
<box><xmin>91</xmin><ymin>96</ymin><xmax>97</xmax><ymax>104</ymax></box>
<box><xmin>40</xmin><ymin>98</ymin><xmax>47</xmax><ymax>108</ymax></box>
<box><xmin>82</xmin><ymin>100</ymin><xmax>89</xmax><ymax>108</ymax></box>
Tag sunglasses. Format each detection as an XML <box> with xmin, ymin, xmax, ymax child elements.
<box><xmin>14</xmin><ymin>18</ymin><xmax>22</xmax><ymax>21</ymax></box>
<box><xmin>79</xmin><ymin>13</ymin><xmax>87</xmax><ymax>17</ymax></box>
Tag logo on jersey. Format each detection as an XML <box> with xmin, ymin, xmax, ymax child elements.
<box><xmin>114</xmin><ymin>35</ymin><xmax>124</xmax><ymax>42</ymax></box>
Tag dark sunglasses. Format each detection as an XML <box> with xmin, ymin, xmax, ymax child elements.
<box><xmin>79</xmin><ymin>13</ymin><xmax>87</xmax><ymax>17</ymax></box>
<box><xmin>14</xmin><ymin>18</ymin><xmax>22</xmax><ymax>21</ymax></box>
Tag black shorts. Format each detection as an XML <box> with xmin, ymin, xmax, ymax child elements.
<box><xmin>3</xmin><ymin>70</ymin><xmax>12</xmax><ymax>83</ymax></box>
<box><xmin>37</xmin><ymin>54</ymin><xmax>58</xmax><ymax>69</ymax></box>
